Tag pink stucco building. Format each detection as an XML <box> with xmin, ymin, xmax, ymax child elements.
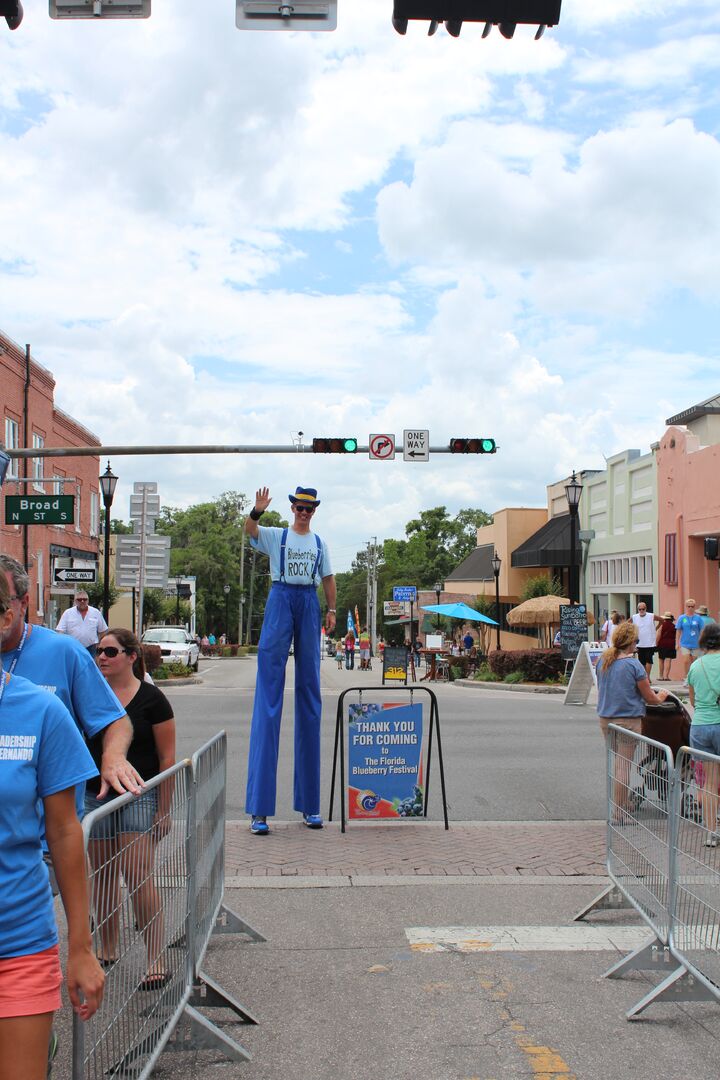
<box><xmin>656</xmin><ymin>398</ymin><xmax>720</xmax><ymax>676</ymax></box>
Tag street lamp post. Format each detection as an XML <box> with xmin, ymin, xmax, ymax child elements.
<box><xmin>175</xmin><ymin>577</ymin><xmax>182</xmax><ymax>624</ymax></box>
<box><xmin>565</xmin><ymin>470</ymin><xmax>583</xmax><ymax>604</ymax></box>
<box><xmin>99</xmin><ymin>462</ymin><xmax>118</xmax><ymax>624</ymax></box>
<box><xmin>491</xmin><ymin>550</ymin><xmax>502</xmax><ymax>651</ymax></box>
<box><xmin>224</xmin><ymin>584</ymin><xmax>231</xmax><ymax>642</ymax></box>
<box><xmin>434</xmin><ymin>581</ymin><xmax>442</xmax><ymax>634</ymax></box>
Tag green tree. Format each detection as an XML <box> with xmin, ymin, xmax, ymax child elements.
<box><xmin>87</xmin><ymin>577</ymin><xmax>119</xmax><ymax>611</ymax></box>
<box><xmin>156</xmin><ymin>492</ymin><xmax>288</xmax><ymax>640</ymax></box>
<box><xmin>520</xmin><ymin>573</ymin><xmax>564</xmax><ymax>602</ymax></box>
<box><xmin>335</xmin><ymin>505</ymin><xmax>491</xmax><ymax>633</ymax></box>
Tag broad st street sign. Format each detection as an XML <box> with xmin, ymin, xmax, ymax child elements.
<box><xmin>5</xmin><ymin>495</ymin><xmax>75</xmax><ymax>526</ymax></box>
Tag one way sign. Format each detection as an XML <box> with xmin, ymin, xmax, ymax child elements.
<box><xmin>54</xmin><ymin>567</ymin><xmax>97</xmax><ymax>585</ymax></box>
<box><xmin>403</xmin><ymin>429</ymin><xmax>429</xmax><ymax>462</ymax></box>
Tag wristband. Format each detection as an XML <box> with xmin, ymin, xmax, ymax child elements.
<box><xmin>249</xmin><ymin>508</ymin><xmax>264</xmax><ymax>521</ymax></box>
<box><xmin>328</xmin><ymin>609</ymin><xmax>336</xmax><ymax>614</ymax></box>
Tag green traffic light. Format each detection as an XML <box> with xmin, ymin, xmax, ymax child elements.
<box><xmin>481</xmin><ymin>439</ymin><xmax>496</xmax><ymax>453</ymax></box>
<box><xmin>343</xmin><ymin>438</ymin><xmax>358</xmax><ymax>453</ymax></box>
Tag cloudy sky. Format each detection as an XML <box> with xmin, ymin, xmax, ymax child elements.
<box><xmin>2</xmin><ymin>0</ymin><xmax>720</xmax><ymax>570</ymax></box>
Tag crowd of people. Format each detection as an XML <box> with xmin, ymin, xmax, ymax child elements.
<box><xmin>599</xmin><ymin>598</ymin><xmax>715</xmax><ymax>687</ymax></box>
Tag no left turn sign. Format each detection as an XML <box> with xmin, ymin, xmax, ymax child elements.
<box><xmin>369</xmin><ymin>434</ymin><xmax>395</xmax><ymax>460</ymax></box>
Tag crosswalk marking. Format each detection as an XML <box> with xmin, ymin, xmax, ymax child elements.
<box><xmin>405</xmin><ymin>925</ymin><xmax>650</xmax><ymax>953</ymax></box>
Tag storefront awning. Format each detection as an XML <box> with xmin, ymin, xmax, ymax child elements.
<box><xmin>511</xmin><ymin>513</ymin><xmax>580</xmax><ymax>569</ymax></box>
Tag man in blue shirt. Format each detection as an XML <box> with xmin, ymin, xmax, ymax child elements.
<box><xmin>676</xmin><ymin>598</ymin><xmax>705</xmax><ymax>686</ymax></box>
<box><xmin>0</xmin><ymin>555</ymin><xmax>142</xmax><ymax>802</ymax></box>
<box><xmin>244</xmin><ymin>486</ymin><xmax>336</xmax><ymax>835</ymax></box>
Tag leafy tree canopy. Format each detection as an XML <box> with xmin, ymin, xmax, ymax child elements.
<box><xmin>335</xmin><ymin>506</ymin><xmax>491</xmax><ymax>627</ymax></box>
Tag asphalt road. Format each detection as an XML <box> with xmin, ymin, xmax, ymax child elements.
<box><xmin>165</xmin><ymin>655</ymin><xmax>606</xmax><ymax>823</ymax></box>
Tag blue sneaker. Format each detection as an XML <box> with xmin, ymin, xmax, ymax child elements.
<box><xmin>250</xmin><ymin>816</ymin><xmax>269</xmax><ymax>835</ymax></box>
<box><xmin>303</xmin><ymin>813</ymin><xmax>324</xmax><ymax>829</ymax></box>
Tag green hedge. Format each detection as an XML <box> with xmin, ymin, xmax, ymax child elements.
<box><xmin>487</xmin><ymin>649</ymin><xmax>564</xmax><ymax>682</ymax></box>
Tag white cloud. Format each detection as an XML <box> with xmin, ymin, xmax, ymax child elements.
<box><xmin>377</xmin><ymin>116</ymin><xmax>720</xmax><ymax>314</ymax></box>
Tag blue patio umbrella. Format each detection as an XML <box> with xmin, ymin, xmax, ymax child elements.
<box><xmin>420</xmin><ymin>601</ymin><xmax>498</xmax><ymax>626</ymax></box>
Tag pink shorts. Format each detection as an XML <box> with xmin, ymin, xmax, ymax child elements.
<box><xmin>0</xmin><ymin>944</ymin><xmax>62</xmax><ymax>1017</ymax></box>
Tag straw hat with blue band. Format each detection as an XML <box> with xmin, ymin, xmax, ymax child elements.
<box><xmin>289</xmin><ymin>487</ymin><xmax>321</xmax><ymax>507</ymax></box>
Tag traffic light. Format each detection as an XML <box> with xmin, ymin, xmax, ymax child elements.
<box><xmin>449</xmin><ymin>438</ymin><xmax>497</xmax><ymax>454</ymax></box>
<box><xmin>312</xmin><ymin>437</ymin><xmax>358</xmax><ymax>453</ymax></box>
<box><xmin>1</xmin><ymin>1</ymin><xmax>22</xmax><ymax>29</ymax></box>
<box><xmin>391</xmin><ymin>1</ymin><xmax>562</xmax><ymax>38</ymax></box>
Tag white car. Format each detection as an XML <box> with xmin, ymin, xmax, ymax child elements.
<box><xmin>141</xmin><ymin>626</ymin><xmax>200</xmax><ymax>671</ymax></box>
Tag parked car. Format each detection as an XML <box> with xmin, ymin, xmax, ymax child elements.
<box><xmin>141</xmin><ymin>626</ymin><xmax>200</xmax><ymax>671</ymax></box>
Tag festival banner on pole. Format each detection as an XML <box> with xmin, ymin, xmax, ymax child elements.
<box><xmin>348</xmin><ymin>701</ymin><xmax>423</xmax><ymax>819</ymax></box>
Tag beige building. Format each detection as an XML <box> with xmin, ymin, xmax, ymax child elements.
<box><xmin>580</xmin><ymin>449</ymin><xmax>658</xmax><ymax>623</ymax></box>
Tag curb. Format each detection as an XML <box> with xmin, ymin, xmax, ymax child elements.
<box><xmin>453</xmin><ymin>679</ymin><xmax>566</xmax><ymax>694</ymax></box>
<box><xmin>154</xmin><ymin>675</ymin><xmax>203</xmax><ymax>687</ymax></box>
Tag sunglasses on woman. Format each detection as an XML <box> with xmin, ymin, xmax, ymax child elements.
<box><xmin>96</xmin><ymin>646</ymin><xmax>131</xmax><ymax>658</ymax></box>
<box><xmin>294</xmin><ymin>505</ymin><xmax>315</xmax><ymax>514</ymax></box>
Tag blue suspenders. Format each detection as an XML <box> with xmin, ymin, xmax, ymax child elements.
<box><xmin>279</xmin><ymin>528</ymin><xmax>323</xmax><ymax>583</ymax></box>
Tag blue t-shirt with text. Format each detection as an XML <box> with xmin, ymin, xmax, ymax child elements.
<box><xmin>676</xmin><ymin>613</ymin><xmax>704</xmax><ymax>650</ymax></box>
<box><xmin>250</xmin><ymin>526</ymin><xmax>332</xmax><ymax>585</ymax></box>
<box><xmin>0</xmin><ymin>673</ymin><xmax>98</xmax><ymax>958</ymax></box>
<box><xmin>1</xmin><ymin>624</ymin><xmax>125</xmax><ymax>816</ymax></box>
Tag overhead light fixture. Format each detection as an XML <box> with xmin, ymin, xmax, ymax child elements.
<box><xmin>1</xmin><ymin>0</ymin><xmax>23</xmax><ymax>28</ymax></box>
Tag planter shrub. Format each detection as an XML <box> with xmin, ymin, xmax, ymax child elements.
<box><xmin>488</xmin><ymin>649</ymin><xmax>564</xmax><ymax>683</ymax></box>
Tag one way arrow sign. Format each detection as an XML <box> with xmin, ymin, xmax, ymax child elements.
<box><xmin>54</xmin><ymin>567</ymin><xmax>97</xmax><ymax>584</ymax></box>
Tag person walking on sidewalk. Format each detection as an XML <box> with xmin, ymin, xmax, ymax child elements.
<box><xmin>56</xmin><ymin>591</ymin><xmax>108</xmax><ymax>657</ymax></box>
<box><xmin>676</xmin><ymin>599</ymin><xmax>704</xmax><ymax>686</ymax></box>
<box><xmin>631</xmin><ymin>602</ymin><xmax>662</xmax><ymax>677</ymax></box>
<box><xmin>244</xmin><ymin>487</ymin><xmax>336</xmax><ymax>836</ymax></box>
<box><xmin>687</xmin><ymin>623</ymin><xmax>720</xmax><ymax>846</ymax></box>
<box><xmin>596</xmin><ymin>621</ymin><xmax>669</xmax><ymax>817</ymax></box>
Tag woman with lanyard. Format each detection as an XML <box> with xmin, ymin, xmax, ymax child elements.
<box><xmin>0</xmin><ymin>573</ymin><xmax>104</xmax><ymax>1079</ymax></box>
<box><xmin>85</xmin><ymin>628</ymin><xmax>175</xmax><ymax>987</ymax></box>
<box><xmin>687</xmin><ymin>623</ymin><xmax>720</xmax><ymax>846</ymax></box>
<box><xmin>596</xmin><ymin>620</ymin><xmax>669</xmax><ymax>819</ymax></box>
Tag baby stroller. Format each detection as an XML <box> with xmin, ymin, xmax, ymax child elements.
<box><xmin>633</xmin><ymin>690</ymin><xmax>698</xmax><ymax>819</ymax></box>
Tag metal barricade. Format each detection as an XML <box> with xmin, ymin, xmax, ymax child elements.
<box><xmin>73</xmin><ymin>733</ymin><xmax>263</xmax><ymax>1075</ymax></box>
<box><xmin>182</xmin><ymin>733</ymin><xmax>262</xmax><ymax>1035</ymax></box>
<box><xmin>73</xmin><ymin>762</ymin><xmax>193</xmax><ymax>1079</ymax></box>
<box><xmin>627</xmin><ymin>745</ymin><xmax>720</xmax><ymax>1017</ymax></box>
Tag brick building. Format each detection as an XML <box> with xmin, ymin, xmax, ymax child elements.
<box><xmin>0</xmin><ymin>331</ymin><xmax>102</xmax><ymax>626</ymax></box>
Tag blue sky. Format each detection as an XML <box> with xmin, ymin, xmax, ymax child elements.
<box><xmin>1</xmin><ymin>0</ymin><xmax>720</xmax><ymax>570</ymax></box>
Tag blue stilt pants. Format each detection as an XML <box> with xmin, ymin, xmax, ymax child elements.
<box><xmin>245</xmin><ymin>583</ymin><xmax>322</xmax><ymax>817</ymax></box>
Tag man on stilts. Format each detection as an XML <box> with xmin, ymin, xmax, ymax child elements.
<box><xmin>244</xmin><ymin>486</ymin><xmax>336</xmax><ymax>834</ymax></box>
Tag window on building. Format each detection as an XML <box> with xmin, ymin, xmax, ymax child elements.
<box><xmin>664</xmin><ymin>534</ymin><xmax>678</xmax><ymax>586</ymax></box>
<box><xmin>4</xmin><ymin>418</ymin><xmax>19</xmax><ymax>478</ymax></box>
<box><xmin>75</xmin><ymin>485</ymin><xmax>81</xmax><ymax>533</ymax></box>
<box><xmin>90</xmin><ymin>491</ymin><xmax>99</xmax><ymax>537</ymax></box>
<box><xmin>32</xmin><ymin>433</ymin><xmax>44</xmax><ymax>489</ymax></box>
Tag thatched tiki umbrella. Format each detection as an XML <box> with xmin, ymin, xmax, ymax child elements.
<box><xmin>506</xmin><ymin>596</ymin><xmax>595</xmax><ymax>648</ymax></box>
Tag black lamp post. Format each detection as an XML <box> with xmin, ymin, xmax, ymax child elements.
<box><xmin>434</xmin><ymin>581</ymin><xmax>442</xmax><ymax>633</ymax></box>
<box><xmin>565</xmin><ymin>470</ymin><xmax>583</xmax><ymax>605</ymax></box>
<box><xmin>99</xmin><ymin>462</ymin><xmax>118</xmax><ymax>624</ymax></box>
<box><xmin>491</xmin><ymin>550</ymin><xmax>502</xmax><ymax>651</ymax></box>
<box><xmin>224</xmin><ymin>584</ymin><xmax>231</xmax><ymax>642</ymax></box>
<box><xmin>175</xmin><ymin>577</ymin><xmax>182</xmax><ymax>624</ymax></box>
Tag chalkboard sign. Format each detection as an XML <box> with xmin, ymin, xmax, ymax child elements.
<box><xmin>383</xmin><ymin>645</ymin><xmax>409</xmax><ymax>684</ymax></box>
<box><xmin>560</xmin><ymin>604</ymin><xmax>588</xmax><ymax>660</ymax></box>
